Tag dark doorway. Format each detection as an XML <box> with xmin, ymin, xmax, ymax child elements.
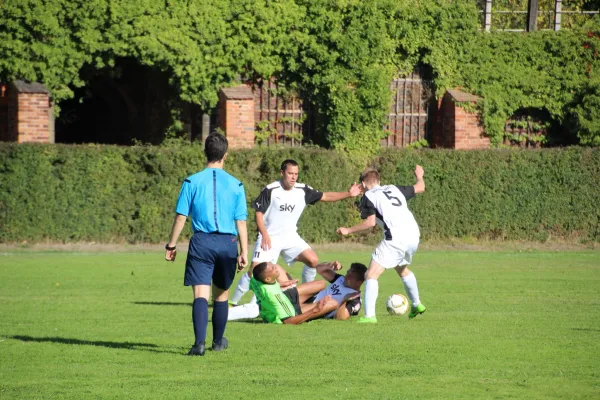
<box><xmin>55</xmin><ymin>58</ymin><xmax>178</xmax><ymax>145</ymax></box>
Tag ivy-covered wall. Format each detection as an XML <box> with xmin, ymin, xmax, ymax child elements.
<box><xmin>1</xmin><ymin>143</ymin><xmax>598</xmax><ymax>244</ymax></box>
<box><xmin>1</xmin><ymin>1</ymin><xmax>598</xmax><ymax>150</ymax></box>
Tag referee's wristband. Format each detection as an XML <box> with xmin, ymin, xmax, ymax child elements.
<box><xmin>165</xmin><ymin>244</ymin><xmax>176</xmax><ymax>251</ymax></box>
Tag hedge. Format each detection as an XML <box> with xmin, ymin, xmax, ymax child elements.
<box><xmin>0</xmin><ymin>143</ymin><xmax>598</xmax><ymax>243</ymax></box>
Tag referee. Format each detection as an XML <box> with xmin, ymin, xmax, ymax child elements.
<box><xmin>165</xmin><ymin>132</ymin><xmax>248</xmax><ymax>356</ymax></box>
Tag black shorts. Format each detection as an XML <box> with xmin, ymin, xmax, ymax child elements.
<box><xmin>283</xmin><ymin>287</ymin><xmax>302</xmax><ymax>316</ymax></box>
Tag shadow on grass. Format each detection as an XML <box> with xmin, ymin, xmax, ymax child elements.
<box><xmin>133</xmin><ymin>301</ymin><xmax>191</xmax><ymax>307</ymax></box>
<box><xmin>9</xmin><ymin>335</ymin><xmax>181</xmax><ymax>355</ymax></box>
<box><xmin>571</xmin><ymin>328</ymin><xmax>600</xmax><ymax>332</ymax></box>
<box><xmin>133</xmin><ymin>301</ymin><xmax>233</xmax><ymax>308</ymax></box>
<box><xmin>229</xmin><ymin>319</ymin><xmax>266</xmax><ymax>324</ymax></box>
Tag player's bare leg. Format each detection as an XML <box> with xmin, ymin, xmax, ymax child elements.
<box><xmin>357</xmin><ymin>259</ymin><xmax>385</xmax><ymax>323</ymax></box>
<box><xmin>395</xmin><ymin>265</ymin><xmax>425</xmax><ymax>318</ymax></box>
<box><xmin>296</xmin><ymin>248</ymin><xmax>319</xmax><ymax>283</ymax></box>
<box><xmin>296</xmin><ymin>280</ymin><xmax>327</xmax><ymax>302</ymax></box>
<box><xmin>193</xmin><ymin>284</ymin><xmax>211</xmax><ymax>300</ymax></box>
<box><xmin>296</xmin><ymin>280</ymin><xmax>327</xmax><ymax>313</ymax></box>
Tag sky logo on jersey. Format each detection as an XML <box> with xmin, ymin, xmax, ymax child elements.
<box><xmin>279</xmin><ymin>204</ymin><xmax>296</xmax><ymax>212</ymax></box>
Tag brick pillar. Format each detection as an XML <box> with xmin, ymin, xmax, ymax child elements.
<box><xmin>217</xmin><ymin>85</ymin><xmax>255</xmax><ymax>149</ymax></box>
<box><xmin>7</xmin><ymin>81</ymin><xmax>54</xmax><ymax>143</ymax></box>
<box><xmin>433</xmin><ymin>89</ymin><xmax>489</xmax><ymax>149</ymax></box>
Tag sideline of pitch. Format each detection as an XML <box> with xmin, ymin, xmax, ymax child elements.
<box><xmin>0</xmin><ymin>238</ymin><xmax>597</xmax><ymax>254</ymax></box>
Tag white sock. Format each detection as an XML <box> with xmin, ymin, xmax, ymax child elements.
<box><xmin>364</xmin><ymin>279</ymin><xmax>379</xmax><ymax>318</ymax></box>
<box><xmin>230</xmin><ymin>272</ymin><xmax>251</xmax><ymax>305</ymax></box>
<box><xmin>227</xmin><ymin>304</ymin><xmax>260</xmax><ymax>321</ymax></box>
<box><xmin>250</xmin><ymin>294</ymin><xmax>257</xmax><ymax>304</ymax></box>
<box><xmin>302</xmin><ymin>265</ymin><xmax>317</xmax><ymax>283</ymax></box>
<box><xmin>401</xmin><ymin>272</ymin><xmax>420</xmax><ymax>307</ymax></box>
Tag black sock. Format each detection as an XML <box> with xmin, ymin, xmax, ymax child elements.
<box><xmin>212</xmin><ymin>300</ymin><xmax>228</xmax><ymax>345</ymax></box>
<box><xmin>192</xmin><ymin>298</ymin><xmax>208</xmax><ymax>346</ymax></box>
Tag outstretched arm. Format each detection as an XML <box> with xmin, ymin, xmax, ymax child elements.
<box><xmin>320</xmin><ymin>183</ymin><xmax>362</xmax><ymax>202</ymax></box>
<box><xmin>282</xmin><ymin>296</ymin><xmax>338</xmax><ymax>325</ymax></box>
<box><xmin>316</xmin><ymin>261</ymin><xmax>342</xmax><ymax>282</ymax></box>
<box><xmin>413</xmin><ymin>165</ymin><xmax>425</xmax><ymax>194</ymax></box>
<box><xmin>337</xmin><ymin>214</ymin><xmax>376</xmax><ymax>236</ymax></box>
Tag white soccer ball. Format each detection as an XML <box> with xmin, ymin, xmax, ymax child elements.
<box><xmin>386</xmin><ymin>294</ymin><xmax>409</xmax><ymax>315</ymax></box>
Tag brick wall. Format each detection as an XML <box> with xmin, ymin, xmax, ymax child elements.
<box><xmin>431</xmin><ymin>89</ymin><xmax>490</xmax><ymax>149</ymax></box>
<box><xmin>217</xmin><ymin>85</ymin><xmax>255</xmax><ymax>148</ymax></box>
<box><xmin>16</xmin><ymin>93</ymin><xmax>51</xmax><ymax>143</ymax></box>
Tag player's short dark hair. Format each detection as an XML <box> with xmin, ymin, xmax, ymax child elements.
<box><xmin>349</xmin><ymin>263</ymin><xmax>367</xmax><ymax>281</ymax></box>
<box><xmin>359</xmin><ymin>168</ymin><xmax>380</xmax><ymax>185</ymax></box>
<box><xmin>280</xmin><ymin>159</ymin><xmax>299</xmax><ymax>172</ymax></box>
<box><xmin>253</xmin><ymin>262</ymin><xmax>270</xmax><ymax>283</ymax></box>
<box><xmin>204</xmin><ymin>132</ymin><xmax>228</xmax><ymax>163</ymax></box>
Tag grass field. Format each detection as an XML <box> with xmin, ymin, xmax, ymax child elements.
<box><xmin>1</xmin><ymin>248</ymin><xmax>599</xmax><ymax>399</ymax></box>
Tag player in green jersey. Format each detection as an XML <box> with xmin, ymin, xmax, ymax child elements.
<box><xmin>247</xmin><ymin>261</ymin><xmax>363</xmax><ymax>324</ymax></box>
<box><xmin>249</xmin><ymin>262</ymin><xmax>334</xmax><ymax>324</ymax></box>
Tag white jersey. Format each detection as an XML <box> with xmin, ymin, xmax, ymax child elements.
<box><xmin>252</xmin><ymin>181</ymin><xmax>323</xmax><ymax>237</ymax></box>
<box><xmin>313</xmin><ymin>274</ymin><xmax>361</xmax><ymax>319</ymax></box>
<box><xmin>359</xmin><ymin>184</ymin><xmax>420</xmax><ymax>243</ymax></box>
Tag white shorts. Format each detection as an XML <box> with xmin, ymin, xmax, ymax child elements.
<box><xmin>252</xmin><ymin>233</ymin><xmax>311</xmax><ymax>266</ymax></box>
<box><xmin>371</xmin><ymin>238</ymin><xmax>419</xmax><ymax>269</ymax></box>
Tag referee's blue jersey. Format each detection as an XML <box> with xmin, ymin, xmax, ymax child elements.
<box><xmin>175</xmin><ymin>168</ymin><xmax>247</xmax><ymax>235</ymax></box>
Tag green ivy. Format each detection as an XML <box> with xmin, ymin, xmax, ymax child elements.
<box><xmin>1</xmin><ymin>1</ymin><xmax>599</xmax><ymax>148</ymax></box>
<box><xmin>441</xmin><ymin>24</ymin><xmax>600</xmax><ymax>145</ymax></box>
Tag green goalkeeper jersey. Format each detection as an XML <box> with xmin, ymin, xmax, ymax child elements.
<box><xmin>249</xmin><ymin>277</ymin><xmax>296</xmax><ymax>324</ymax></box>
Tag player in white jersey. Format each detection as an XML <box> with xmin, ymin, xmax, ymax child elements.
<box><xmin>312</xmin><ymin>261</ymin><xmax>365</xmax><ymax>319</ymax></box>
<box><xmin>227</xmin><ymin>261</ymin><xmax>365</xmax><ymax>322</ymax></box>
<box><xmin>336</xmin><ymin>165</ymin><xmax>426</xmax><ymax>323</ymax></box>
<box><xmin>230</xmin><ymin>159</ymin><xmax>361</xmax><ymax>305</ymax></box>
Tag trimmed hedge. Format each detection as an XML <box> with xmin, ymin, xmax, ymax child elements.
<box><xmin>0</xmin><ymin>143</ymin><xmax>598</xmax><ymax>243</ymax></box>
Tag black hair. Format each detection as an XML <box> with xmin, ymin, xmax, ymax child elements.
<box><xmin>252</xmin><ymin>262</ymin><xmax>270</xmax><ymax>283</ymax></box>
<box><xmin>204</xmin><ymin>131</ymin><xmax>228</xmax><ymax>163</ymax></box>
<box><xmin>280</xmin><ymin>159</ymin><xmax>299</xmax><ymax>172</ymax></box>
<box><xmin>349</xmin><ymin>262</ymin><xmax>367</xmax><ymax>281</ymax></box>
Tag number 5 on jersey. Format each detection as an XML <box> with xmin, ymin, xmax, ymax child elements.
<box><xmin>383</xmin><ymin>190</ymin><xmax>402</xmax><ymax>207</ymax></box>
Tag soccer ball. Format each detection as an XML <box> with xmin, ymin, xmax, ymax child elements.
<box><xmin>386</xmin><ymin>294</ymin><xmax>409</xmax><ymax>315</ymax></box>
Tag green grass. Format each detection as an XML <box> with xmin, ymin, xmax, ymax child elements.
<box><xmin>1</xmin><ymin>249</ymin><xmax>599</xmax><ymax>399</ymax></box>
